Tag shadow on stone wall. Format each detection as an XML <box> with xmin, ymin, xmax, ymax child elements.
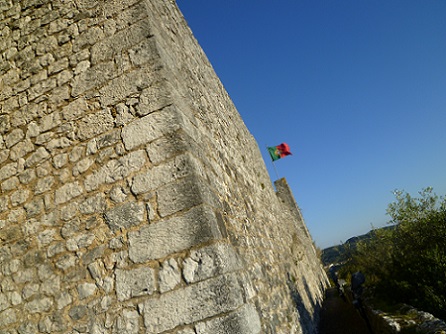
<box><xmin>287</xmin><ymin>273</ymin><xmax>321</xmax><ymax>334</ymax></box>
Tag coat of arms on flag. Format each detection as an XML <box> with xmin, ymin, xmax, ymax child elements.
<box><xmin>267</xmin><ymin>143</ymin><xmax>292</xmax><ymax>161</ymax></box>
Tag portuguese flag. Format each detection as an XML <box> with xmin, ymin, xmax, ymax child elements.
<box><xmin>267</xmin><ymin>143</ymin><xmax>292</xmax><ymax>161</ymax></box>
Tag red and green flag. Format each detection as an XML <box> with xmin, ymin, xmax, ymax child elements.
<box><xmin>267</xmin><ymin>143</ymin><xmax>292</xmax><ymax>161</ymax></box>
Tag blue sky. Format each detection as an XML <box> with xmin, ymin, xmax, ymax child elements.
<box><xmin>176</xmin><ymin>1</ymin><xmax>446</xmax><ymax>249</ymax></box>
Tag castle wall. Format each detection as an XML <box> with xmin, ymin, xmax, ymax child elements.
<box><xmin>0</xmin><ymin>1</ymin><xmax>328</xmax><ymax>333</ymax></box>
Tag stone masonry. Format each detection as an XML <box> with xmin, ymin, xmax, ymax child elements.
<box><xmin>0</xmin><ymin>0</ymin><xmax>329</xmax><ymax>333</ymax></box>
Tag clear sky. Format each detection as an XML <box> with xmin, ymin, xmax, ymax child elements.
<box><xmin>176</xmin><ymin>1</ymin><xmax>446</xmax><ymax>249</ymax></box>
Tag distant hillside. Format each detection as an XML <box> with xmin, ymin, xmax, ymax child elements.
<box><xmin>321</xmin><ymin>226</ymin><xmax>394</xmax><ymax>266</ymax></box>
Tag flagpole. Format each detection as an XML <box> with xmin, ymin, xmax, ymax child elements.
<box><xmin>271</xmin><ymin>160</ymin><xmax>279</xmax><ymax>180</ymax></box>
<box><xmin>266</xmin><ymin>145</ymin><xmax>280</xmax><ymax>180</ymax></box>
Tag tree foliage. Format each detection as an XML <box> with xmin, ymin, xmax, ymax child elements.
<box><xmin>345</xmin><ymin>188</ymin><xmax>446</xmax><ymax>320</ymax></box>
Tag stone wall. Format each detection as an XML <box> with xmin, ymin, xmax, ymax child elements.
<box><xmin>0</xmin><ymin>0</ymin><xmax>328</xmax><ymax>333</ymax></box>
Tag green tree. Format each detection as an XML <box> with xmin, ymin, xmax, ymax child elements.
<box><xmin>349</xmin><ymin>188</ymin><xmax>446</xmax><ymax>320</ymax></box>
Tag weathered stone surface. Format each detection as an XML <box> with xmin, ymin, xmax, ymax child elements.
<box><xmin>142</xmin><ymin>272</ymin><xmax>245</xmax><ymax>333</ymax></box>
<box><xmin>25</xmin><ymin>296</ymin><xmax>53</xmax><ymax>313</ymax></box>
<box><xmin>116</xmin><ymin>309</ymin><xmax>141</xmax><ymax>334</ymax></box>
<box><xmin>0</xmin><ymin>162</ymin><xmax>17</xmax><ymax>181</ymax></box>
<box><xmin>157</xmin><ymin>175</ymin><xmax>217</xmax><ymax>217</ymax></box>
<box><xmin>0</xmin><ymin>309</ymin><xmax>17</xmax><ymax>327</ymax></box>
<box><xmin>77</xmin><ymin>282</ymin><xmax>97</xmax><ymax>299</ymax></box>
<box><xmin>91</xmin><ymin>20</ymin><xmax>150</xmax><ymax>65</ymax></box>
<box><xmin>183</xmin><ymin>243</ymin><xmax>243</xmax><ymax>284</ymax></box>
<box><xmin>0</xmin><ymin>1</ymin><xmax>328</xmax><ymax>333</ymax></box>
<box><xmin>84</xmin><ymin>150</ymin><xmax>146</xmax><ymax>191</ymax></box>
<box><xmin>79</xmin><ymin>192</ymin><xmax>106</xmax><ymax>215</ymax></box>
<box><xmin>0</xmin><ymin>293</ymin><xmax>10</xmax><ymax>312</ymax></box>
<box><xmin>55</xmin><ymin>181</ymin><xmax>83</xmax><ymax>204</ymax></box>
<box><xmin>129</xmin><ymin>205</ymin><xmax>223</xmax><ymax>262</ymax></box>
<box><xmin>116</xmin><ymin>267</ymin><xmax>155</xmax><ymax>301</ymax></box>
<box><xmin>195</xmin><ymin>304</ymin><xmax>261</xmax><ymax>334</ymax></box>
<box><xmin>121</xmin><ymin>106</ymin><xmax>182</xmax><ymax>151</ymax></box>
<box><xmin>104</xmin><ymin>201</ymin><xmax>145</xmax><ymax>233</ymax></box>
<box><xmin>5</xmin><ymin>128</ymin><xmax>24</xmax><ymax>148</ymax></box>
<box><xmin>25</xmin><ymin>147</ymin><xmax>50</xmax><ymax>167</ymax></box>
<box><xmin>131</xmin><ymin>153</ymin><xmax>198</xmax><ymax>195</ymax></box>
<box><xmin>1</xmin><ymin>176</ymin><xmax>19</xmax><ymax>192</ymax></box>
<box><xmin>159</xmin><ymin>258</ymin><xmax>181</xmax><ymax>293</ymax></box>
<box><xmin>62</xmin><ymin>97</ymin><xmax>88</xmax><ymax>121</ymax></box>
<box><xmin>77</xmin><ymin>109</ymin><xmax>114</xmax><ymax>141</ymax></box>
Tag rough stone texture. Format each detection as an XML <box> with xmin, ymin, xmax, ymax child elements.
<box><xmin>195</xmin><ymin>304</ymin><xmax>262</xmax><ymax>334</ymax></box>
<box><xmin>141</xmin><ymin>272</ymin><xmax>248</xmax><ymax>333</ymax></box>
<box><xmin>116</xmin><ymin>267</ymin><xmax>156</xmax><ymax>301</ymax></box>
<box><xmin>0</xmin><ymin>0</ymin><xmax>328</xmax><ymax>333</ymax></box>
<box><xmin>128</xmin><ymin>205</ymin><xmax>224</xmax><ymax>262</ymax></box>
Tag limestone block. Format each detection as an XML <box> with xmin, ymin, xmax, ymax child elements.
<box><xmin>157</xmin><ymin>175</ymin><xmax>217</xmax><ymax>217</ymax></box>
<box><xmin>27</xmin><ymin>77</ymin><xmax>57</xmax><ymax>101</ymax></box>
<box><xmin>69</xmin><ymin>145</ymin><xmax>85</xmax><ymax>162</ymax></box>
<box><xmin>48</xmin><ymin>57</ymin><xmax>69</xmax><ymax>75</ymax></box>
<box><xmin>74</xmin><ymin>59</ymin><xmax>91</xmax><ymax>75</ymax></box>
<box><xmin>104</xmin><ymin>201</ymin><xmax>145</xmax><ymax>233</ymax></box>
<box><xmin>55</xmin><ymin>181</ymin><xmax>83</xmax><ymax>204</ymax></box>
<box><xmin>55</xmin><ymin>254</ymin><xmax>76</xmax><ymax>271</ymax></box>
<box><xmin>81</xmin><ymin>245</ymin><xmax>106</xmax><ymax>265</ymax></box>
<box><xmin>0</xmin><ymin>114</ymin><xmax>10</xmax><ymax>134</ymax></box>
<box><xmin>61</xmin><ymin>218</ymin><xmax>81</xmax><ymax>238</ymax></box>
<box><xmin>46</xmin><ymin>137</ymin><xmax>73</xmax><ymax>152</ymax></box>
<box><xmin>121</xmin><ymin>106</ymin><xmax>181</xmax><ymax>151</ymax></box>
<box><xmin>34</xmin><ymin>175</ymin><xmax>55</xmax><ymax>194</ymax></box>
<box><xmin>24</xmin><ymin>197</ymin><xmax>44</xmax><ymax>217</ymax></box>
<box><xmin>68</xmin><ymin>305</ymin><xmax>87</xmax><ymax>321</ymax></box>
<box><xmin>84</xmin><ymin>150</ymin><xmax>146</xmax><ymax>191</ymax></box>
<box><xmin>49</xmin><ymin>85</ymin><xmax>71</xmax><ymax>104</ymax></box>
<box><xmin>72</xmin><ymin>26</ymin><xmax>105</xmax><ymax>53</ymax></box>
<box><xmin>10</xmin><ymin>189</ymin><xmax>30</xmax><ymax>206</ymax></box>
<box><xmin>10</xmin><ymin>138</ymin><xmax>34</xmax><ymax>161</ymax></box>
<box><xmin>70</xmin><ymin>61</ymin><xmax>116</xmax><ymax>97</ymax></box>
<box><xmin>159</xmin><ymin>258</ymin><xmax>181</xmax><ymax>293</ymax></box>
<box><xmin>62</xmin><ymin>98</ymin><xmax>88</xmax><ymax>122</ymax></box>
<box><xmin>177</xmin><ymin>329</ymin><xmax>196</xmax><ymax>334</ymax></box>
<box><xmin>77</xmin><ymin>283</ymin><xmax>97</xmax><ymax>299</ymax></box>
<box><xmin>128</xmin><ymin>205</ymin><xmax>223</xmax><ymax>262</ymax></box>
<box><xmin>0</xmin><ymin>309</ymin><xmax>16</xmax><ymax>327</ymax></box>
<box><xmin>128</xmin><ymin>39</ymin><xmax>157</xmax><ymax>67</ymax></box>
<box><xmin>116</xmin><ymin>309</ymin><xmax>141</xmax><ymax>334</ymax></box>
<box><xmin>91</xmin><ymin>20</ymin><xmax>150</xmax><ymax>65</ymax></box>
<box><xmin>25</xmin><ymin>296</ymin><xmax>53</xmax><ymax>313</ymax></box>
<box><xmin>53</xmin><ymin>153</ymin><xmax>68</xmax><ymax>169</ymax></box>
<box><xmin>37</xmin><ymin>229</ymin><xmax>56</xmax><ymax>246</ymax></box>
<box><xmin>98</xmin><ymin>67</ymin><xmax>154</xmax><ymax>107</ymax></box>
<box><xmin>56</xmin><ymin>291</ymin><xmax>72</xmax><ymax>310</ymax></box>
<box><xmin>195</xmin><ymin>304</ymin><xmax>261</xmax><ymax>334</ymax></box>
<box><xmin>1</xmin><ymin>176</ymin><xmax>19</xmax><ymax>192</ymax></box>
<box><xmin>5</xmin><ymin>128</ymin><xmax>24</xmax><ymax>148</ymax></box>
<box><xmin>131</xmin><ymin>153</ymin><xmax>198</xmax><ymax>195</ymax></box>
<box><xmin>115</xmin><ymin>266</ymin><xmax>155</xmax><ymax>301</ymax></box>
<box><xmin>96</xmin><ymin>129</ymin><xmax>121</xmax><ymax>150</ymax></box>
<box><xmin>79</xmin><ymin>192</ymin><xmax>106</xmax><ymax>215</ymax></box>
<box><xmin>0</xmin><ymin>293</ymin><xmax>10</xmax><ymax>312</ymax></box>
<box><xmin>182</xmin><ymin>243</ymin><xmax>243</xmax><ymax>284</ymax></box>
<box><xmin>67</xmin><ymin>233</ymin><xmax>95</xmax><ymax>251</ymax></box>
<box><xmin>0</xmin><ymin>196</ymin><xmax>8</xmax><ymax>213</ymax></box>
<box><xmin>0</xmin><ymin>149</ymin><xmax>8</xmax><ymax>164</ymax></box>
<box><xmin>77</xmin><ymin>109</ymin><xmax>114</xmax><ymax>141</ymax></box>
<box><xmin>141</xmin><ymin>272</ymin><xmax>245</xmax><ymax>333</ymax></box>
<box><xmin>25</xmin><ymin>147</ymin><xmax>50</xmax><ymax>167</ymax></box>
<box><xmin>39</xmin><ymin>111</ymin><xmax>62</xmax><ymax>133</ymax></box>
<box><xmin>109</xmin><ymin>185</ymin><xmax>127</xmax><ymax>203</ymax></box>
<box><xmin>0</xmin><ymin>162</ymin><xmax>18</xmax><ymax>180</ymax></box>
<box><xmin>40</xmin><ymin>275</ymin><xmax>61</xmax><ymax>297</ymax></box>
